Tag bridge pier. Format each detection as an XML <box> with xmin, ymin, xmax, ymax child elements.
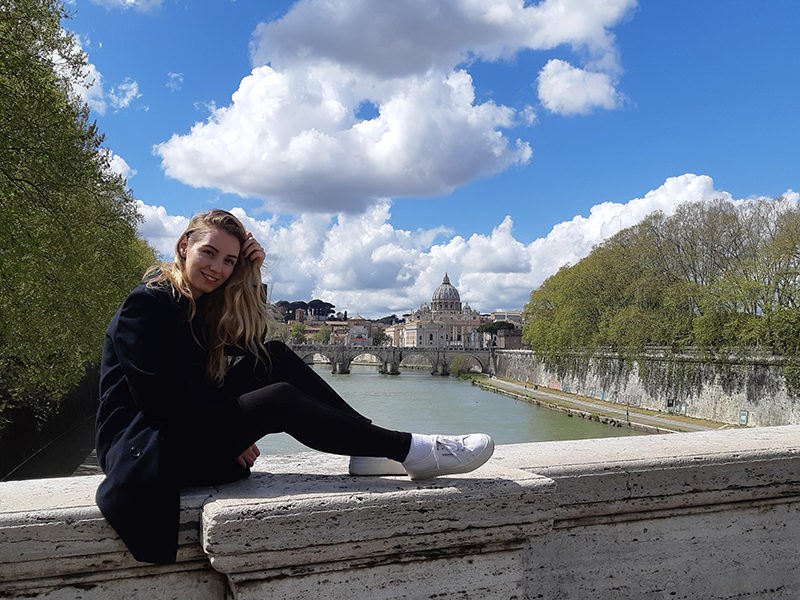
<box><xmin>379</xmin><ymin>361</ymin><xmax>400</xmax><ymax>375</ymax></box>
<box><xmin>331</xmin><ymin>362</ymin><xmax>350</xmax><ymax>374</ymax></box>
<box><xmin>432</xmin><ymin>363</ymin><xmax>450</xmax><ymax>376</ymax></box>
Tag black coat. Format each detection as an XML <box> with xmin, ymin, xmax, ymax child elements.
<box><xmin>95</xmin><ymin>283</ymin><xmax>248</xmax><ymax>564</ymax></box>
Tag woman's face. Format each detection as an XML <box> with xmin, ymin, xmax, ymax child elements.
<box><xmin>179</xmin><ymin>227</ymin><xmax>241</xmax><ymax>297</ymax></box>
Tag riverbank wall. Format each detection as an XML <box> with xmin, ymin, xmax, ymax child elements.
<box><xmin>1</xmin><ymin>425</ymin><xmax>798</xmax><ymax>599</ymax></box>
<box><xmin>494</xmin><ymin>349</ymin><xmax>800</xmax><ymax>427</ymax></box>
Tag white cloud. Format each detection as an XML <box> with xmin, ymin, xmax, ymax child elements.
<box><xmin>68</xmin><ymin>37</ymin><xmax>141</xmax><ymax>116</ymax></box>
<box><xmin>134</xmin><ymin>174</ymin><xmax>755</xmax><ymax>317</ymax></box>
<box><xmin>155</xmin><ymin>0</ymin><xmax>637</xmax><ymax>213</ymax></box>
<box><xmin>134</xmin><ymin>201</ymin><xmax>189</xmax><ymax>257</ymax></box>
<box><xmin>249</xmin><ymin>0</ymin><xmax>636</xmax><ymax>78</ymax></box>
<box><xmin>107</xmin><ymin>152</ymin><xmax>136</xmax><ymax>180</ymax></box>
<box><xmin>537</xmin><ymin>59</ymin><xmax>624</xmax><ymax>116</ymax></box>
<box><xmin>166</xmin><ymin>72</ymin><xmax>183</xmax><ymax>92</ymax></box>
<box><xmin>108</xmin><ymin>78</ymin><xmax>141</xmax><ymax>111</ymax></box>
<box><xmin>155</xmin><ymin>67</ymin><xmax>530</xmax><ymax>213</ymax></box>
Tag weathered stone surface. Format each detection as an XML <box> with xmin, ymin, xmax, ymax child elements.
<box><xmin>202</xmin><ymin>462</ymin><xmax>555</xmax><ymax>575</ymax></box>
<box><xmin>1</xmin><ymin>426</ymin><xmax>799</xmax><ymax>599</ymax></box>
<box><xmin>0</xmin><ymin>474</ymin><xmax>222</xmax><ymax>598</ymax></box>
<box><xmin>230</xmin><ymin>550</ymin><xmax>528</xmax><ymax>600</ymax></box>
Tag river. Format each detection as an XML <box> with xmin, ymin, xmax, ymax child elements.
<box><xmin>256</xmin><ymin>364</ymin><xmax>643</xmax><ymax>455</ymax></box>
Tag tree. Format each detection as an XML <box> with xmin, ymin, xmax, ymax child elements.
<box><xmin>266</xmin><ymin>323</ymin><xmax>290</xmax><ymax>343</ymax></box>
<box><xmin>274</xmin><ymin>300</ymin><xmax>308</xmax><ymax>322</ymax></box>
<box><xmin>0</xmin><ymin>0</ymin><xmax>155</xmax><ymax>426</ymax></box>
<box><xmin>375</xmin><ymin>314</ymin><xmax>400</xmax><ymax>325</ymax></box>
<box><xmin>372</xmin><ymin>330</ymin><xmax>388</xmax><ymax>346</ymax></box>
<box><xmin>477</xmin><ymin>321</ymin><xmax>516</xmax><ymax>333</ymax></box>
<box><xmin>312</xmin><ymin>323</ymin><xmax>332</xmax><ymax>344</ymax></box>
<box><xmin>289</xmin><ymin>323</ymin><xmax>307</xmax><ymax>344</ymax></box>
<box><xmin>307</xmin><ymin>299</ymin><xmax>335</xmax><ymax>320</ymax></box>
<box><xmin>449</xmin><ymin>354</ymin><xmax>473</xmax><ymax>377</ymax></box>
<box><xmin>522</xmin><ymin>198</ymin><xmax>800</xmax><ymax>361</ymax></box>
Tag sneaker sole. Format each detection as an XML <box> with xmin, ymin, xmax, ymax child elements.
<box><xmin>349</xmin><ymin>457</ymin><xmax>408</xmax><ymax>476</ymax></box>
<box><xmin>407</xmin><ymin>438</ymin><xmax>495</xmax><ymax>480</ymax></box>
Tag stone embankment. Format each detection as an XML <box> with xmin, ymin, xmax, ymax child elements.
<box><xmin>476</xmin><ymin>375</ymin><xmax>725</xmax><ymax>434</ymax></box>
<box><xmin>2</xmin><ymin>425</ymin><xmax>799</xmax><ymax>598</ymax></box>
<box><xmin>494</xmin><ymin>349</ymin><xmax>800</xmax><ymax>427</ymax></box>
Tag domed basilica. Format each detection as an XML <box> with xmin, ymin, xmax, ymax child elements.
<box><xmin>392</xmin><ymin>273</ymin><xmax>482</xmax><ymax>347</ymax></box>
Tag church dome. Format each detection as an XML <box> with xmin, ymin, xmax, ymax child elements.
<box><xmin>432</xmin><ymin>273</ymin><xmax>460</xmax><ymax>302</ymax></box>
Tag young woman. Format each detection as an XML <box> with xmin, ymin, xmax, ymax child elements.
<box><xmin>95</xmin><ymin>209</ymin><xmax>494</xmax><ymax>564</ymax></box>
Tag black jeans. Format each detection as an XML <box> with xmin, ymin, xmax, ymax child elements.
<box><xmin>199</xmin><ymin>341</ymin><xmax>411</xmax><ymax>467</ymax></box>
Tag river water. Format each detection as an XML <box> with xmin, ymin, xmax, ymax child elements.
<box><xmin>256</xmin><ymin>364</ymin><xmax>643</xmax><ymax>455</ymax></box>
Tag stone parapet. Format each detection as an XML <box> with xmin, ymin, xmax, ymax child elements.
<box><xmin>1</xmin><ymin>426</ymin><xmax>799</xmax><ymax>598</ymax></box>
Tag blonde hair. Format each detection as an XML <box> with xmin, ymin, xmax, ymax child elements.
<box><xmin>146</xmin><ymin>209</ymin><xmax>268</xmax><ymax>384</ymax></box>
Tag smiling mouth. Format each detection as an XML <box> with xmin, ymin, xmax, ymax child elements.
<box><xmin>202</xmin><ymin>273</ymin><xmax>219</xmax><ymax>283</ymax></box>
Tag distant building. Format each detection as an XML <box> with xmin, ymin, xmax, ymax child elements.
<box><xmin>393</xmin><ymin>273</ymin><xmax>483</xmax><ymax>347</ymax></box>
<box><xmin>491</xmin><ymin>310</ymin><xmax>523</xmax><ymax>324</ymax></box>
<box><xmin>495</xmin><ymin>327</ymin><xmax>525</xmax><ymax>349</ymax></box>
<box><xmin>344</xmin><ymin>324</ymin><xmax>372</xmax><ymax>346</ymax></box>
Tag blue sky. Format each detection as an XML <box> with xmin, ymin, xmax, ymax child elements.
<box><xmin>66</xmin><ymin>0</ymin><xmax>799</xmax><ymax>317</ymax></box>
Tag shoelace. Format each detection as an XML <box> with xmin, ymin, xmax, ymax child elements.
<box><xmin>432</xmin><ymin>436</ymin><xmax>466</xmax><ymax>468</ymax></box>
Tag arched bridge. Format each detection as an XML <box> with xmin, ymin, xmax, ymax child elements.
<box><xmin>288</xmin><ymin>344</ymin><xmax>497</xmax><ymax>376</ymax></box>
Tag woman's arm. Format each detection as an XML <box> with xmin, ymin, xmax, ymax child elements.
<box><xmin>108</xmin><ymin>286</ymin><xmax>195</xmax><ymax>422</ymax></box>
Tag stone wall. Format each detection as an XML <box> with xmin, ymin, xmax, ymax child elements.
<box><xmin>2</xmin><ymin>426</ymin><xmax>800</xmax><ymax>599</ymax></box>
<box><xmin>494</xmin><ymin>349</ymin><xmax>800</xmax><ymax>426</ymax></box>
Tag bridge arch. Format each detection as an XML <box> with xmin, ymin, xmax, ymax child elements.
<box><xmin>286</xmin><ymin>344</ymin><xmax>495</xmax><ymax>376</ymax></box>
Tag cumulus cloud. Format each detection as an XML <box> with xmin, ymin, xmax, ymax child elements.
<box><xmin>135</xmin><ymin>174</ymin><xmax>753</xmax><ymax>317</ymax></box>
<box><xmin>155</xmin><ymin>0</ymin><xmax>637</xmax><ymax>213</ymax></box>
<box><xmin>249</xmin><ymin>0</ymin><xmax>636</xmax><ymax>78</ymax></box>
<box><xmin>156</xmin><ymin>67</ymin><xmax>530</xmax><ymax>212</ymax></box>
<box><xmin>134</xmin><ymin>201</ymin><xmax>189</xmax><ymax>256</ymax></box>
<box><xmin>106</xmin><ymin>151</ymin><xmax>136</xmax><ymax>180</ymax></box>
<box><xmin>537</xmin><ymin>59</ymin><xmax>625</xmax><ymax>115</ymax></box>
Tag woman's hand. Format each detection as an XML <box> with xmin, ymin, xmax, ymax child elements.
<box><xmin>242</xmin><ymin>232</ymin><xmax>265</xmax><ymax>269</ymax></box>
<box><xmin>236</xmin><ymin>443</ymin><xmax>261</xmax><ymax>468</ymax></box>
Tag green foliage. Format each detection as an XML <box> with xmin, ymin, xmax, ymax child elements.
<box><xmin>448</xmin><ymin>354</ymin><xmax>473</xmax><ymax>377</ymax></box>
<box><xmin>312</xmin><ymin>323</ymin><xmax>332</xmax><ymax>344</ymax></box>
<box><xmin>477</xmin><ymin>321</ymin><xmax>516</xmax><ymax>333</ymax></box>
<box><xmin>307</xmin><ymin>298</ymin><xmax>335</xmax><ymax>319</ymax></box>
<box><xmin>374</xmin><ymin>314</ymin><xmax>400</xmax><ymax>325</ymax></box>
<box><xmin>523</xmin><ymin>198</ymin><xmax>800</xmax><ymax>375</ymax></box>
<box><xmin>289</xmin><ymin>322</ymin><xmax>306</xmax><ymax>344</ymax></box>
<box><xmin>371</xmin><ymin>330</ymin><xmax>388</xmax><ymax>346</ymax></box>
<box><xmin>0</xmin><ymin>0</ymin><xmax>155</xmax><ymax>426</ymax></box>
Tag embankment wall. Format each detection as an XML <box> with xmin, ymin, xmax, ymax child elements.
<box><xmin>494</xmin><ymin>349</ymin><xmax>800</xmax><ymax>426</ymax></box>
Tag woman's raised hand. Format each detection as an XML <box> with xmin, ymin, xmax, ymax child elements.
<box><xmin>242</xmin><ymin>232</ymin><xmax>265</xmax><ymax>269</ymax></box>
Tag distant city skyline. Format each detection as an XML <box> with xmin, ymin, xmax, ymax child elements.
<box><xmin>67</xmin><ymin>0</ymin><xmax>799</xmax><ymax>318</ymax></box>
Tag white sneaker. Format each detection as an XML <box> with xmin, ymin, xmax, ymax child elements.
<box><xmin>403</xmin><ymin>434</ymin><xmax>494</xmax><ymax>480</ymax></box>
<box><xmin>349</xmin><ymin>456</ymin><xmax>408</xmax><ymax>476</ymax></box>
